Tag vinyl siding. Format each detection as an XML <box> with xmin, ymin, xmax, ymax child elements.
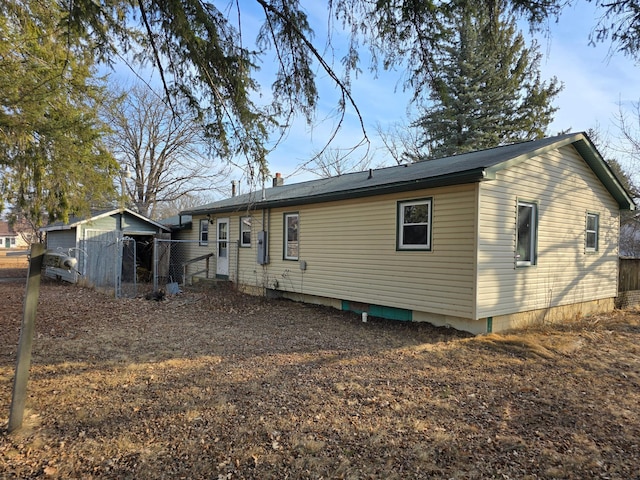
<box><xmin>79</xmin><ymin>216</ymin><xmax>116</xmax><ymax>233</ymax></box>
<box><xmin>236</xmin><ymin>213</ymin><xmax>267</xmax><ymax>288</ymax></box>
<box><xmin>476</xmin><ymin>145</ymin><xmax>620</xmax><ymax>319</ymax></box>
<box><xmin>232</xmin><ymin>184</ymin><xmax>477</xmax><ymax>318</ymax></box>
<box><xmin>121</xmin><ymin>214</ymin><xmax>159</xmax><ymax>233</ymax></box>
<box><xmin>46</xmin><ymin>229</ymin><xmax>77</xmax><ymax>251</ymax></box>
<box><xmin>44</xmin><ymin>229</ymin><xmax>79</xmax><ymax>282</ymax></box>
<box><xmin>177</xmin><ymin>217</ymin><xmax>217</xmax><ymax>280</ymax></box>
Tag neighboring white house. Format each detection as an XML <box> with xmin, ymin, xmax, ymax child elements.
<box><xmin>178</xmin><ymin>133</ymin><xmax>634</xmax><ymax>333</ymax></box>
<box><xmin>0</xmin><ymin>221</ymin><xmax>30</xmax><ymax>249</ymax></box>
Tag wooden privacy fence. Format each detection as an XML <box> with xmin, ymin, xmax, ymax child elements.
<box><xmin>617</xmin><ymin>258</ymin><xmax>640</xmax><ymax>308</ymax></box>
<box><xmin>619</xmin><ymin>258</ymin><xmax>640</xmax><ymax>292</ymax></box>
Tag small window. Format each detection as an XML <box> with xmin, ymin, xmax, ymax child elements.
<box><xmin>397</xmin><ymin>199</ymin><xmax>432</xmax><ymax>250</ymax></box>
<box><xmin>199</xmin><ymin>218</ymin><xmax>209</xmax><ymax>246</ymax></box>
<box><xmin>284</xmin><ymin>213</ymin><xmax>299</xmax><ymax>260</ymax></box>
<box><xmin>240</xmin><ymin>216</ymin><xmax>252</xmax><ymax>247</ymax></box>
<box><xmin>586</xmin><ymin>213</ymin><xmax>599</xmax><ymax>252</ymax></box>
<box><xmin>516</xmin><ymin>201</ymin><xmax>537</xmax><ymax>267</ymax></box>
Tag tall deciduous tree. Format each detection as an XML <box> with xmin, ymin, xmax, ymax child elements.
<box><xmin>375</xmin><ymin>121</ymin><xmax>423</xmax><ymax>165</ymax></box>
<box><xmin>614</xmin><ymin>100</ymin><xmax>640</xmax><ymax>171</ymax></box>
<box><xmin>151</xmin><ymin>192</ymin><xmax>217</xmax><ymax>222</ymax></box>
<box><xmin>586</xmin><ymin>125</ymin><xmax>640</xmax><ymax>255</ymax></box>
<box><xmin>612</xmin><ymin>103</ymin><xmax>640</xmax><ymax>255</ymax></box>
<box><xmin>0</xmin><ymin>2</ymin><xmax>117</xmax><ymax>227</ymax></box>
<box><xmin>412</xmin><ymin>1</ymin><xmax>562</xmax><ymax>159</ymax></box>
<box><xmin>301</xmin><ymin>148</ymin><xmax>373</xmax><ymax>178</ymax></box>
<box><xmin>102</xmin><ymin>85</ymin><xmax>230</xmax><ymax>219</ymax></box>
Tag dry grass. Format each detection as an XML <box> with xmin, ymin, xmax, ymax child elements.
<box><xmin>1</xmin><ymin>275</ymin><xmax>639</xmax><ymax>479</ymax></box>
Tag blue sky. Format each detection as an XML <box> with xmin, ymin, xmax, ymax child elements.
<box><xmin>108</xmin><ymin>2</ymin><xmax>639</xmax><ymax>192</ymax></box>
<box><xmin>250</xmin><ymin>2</ymin><xmax>639</xmax><ymax>186</ymax></box>
<box><xmin>532</xmin><ymin>3</ymin><xmax>638</xmax><ymax>139</ymax></box>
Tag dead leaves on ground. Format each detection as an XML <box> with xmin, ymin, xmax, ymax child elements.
<box><xmin>0</xmin><ymin>279</ymin><xmax>639</xmax><ymax>479</ymax></box>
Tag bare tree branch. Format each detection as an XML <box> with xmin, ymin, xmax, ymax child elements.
<box><xmin>102</xmin><ymin>84</ymin><xmax>231</xmax><ymax>219</ymax></box>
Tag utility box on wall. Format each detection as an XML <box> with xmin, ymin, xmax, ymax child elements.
<box><xmin>257</xmin><ymin>230</ymin><xmax>268</xmax><ymax>265</ymax></box>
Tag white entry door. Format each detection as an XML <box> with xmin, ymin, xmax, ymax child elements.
<box><xmin>216</xmin><ymin>218</ymin><xmax>229</xmax><ymax>278</ymax></box>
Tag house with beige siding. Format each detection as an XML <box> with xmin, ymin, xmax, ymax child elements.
<box><xmin>180</xmin><ymin>132</ymin><xmax>634</xmax><ymax>333</ymax></box>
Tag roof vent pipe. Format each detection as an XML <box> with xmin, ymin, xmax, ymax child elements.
<box><xmin>368</xmin><ymin>168</ymin><xmax>373</xmax><ymax>179</ymax></box>
<box><xmin>273</xmin><ymin>172</ymin><xmax>284</xmax><ymax>187</ymax></box>
<box><xmin>231</xmin><ymin>180</ymin><xmax>237</xmax><ymax>197</ymax></box>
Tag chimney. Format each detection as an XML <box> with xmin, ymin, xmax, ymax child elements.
<box><xmin>273</xmin><ymin>172</ymin><xmax>284</xmax><ymax>187</ymax></box>
<box><xmin>231</xmin><ymin>180</ymin><xmax>237</xmax><ymax>197</ymax></box>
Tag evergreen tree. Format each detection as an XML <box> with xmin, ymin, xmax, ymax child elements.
<box><xmin>0</xmin><ymin>2</ymin><xmax>117</xmax><ymax>226</ymax></box>
<box><xmin>413</xmin><ymin>2</ymin><xmax>562</xmax><ymax>159</ymax></box>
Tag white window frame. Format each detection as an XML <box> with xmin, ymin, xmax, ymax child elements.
<box><xmin>284</xmin><ymin>212</ymin><xmax>299</xmax><ymax>260</ymax></box>
<box><xmin>240</xmin><ymin>216</ymin><xmax>252</xmax><ymax>247</ymax></box>
<box><xmin>397</xmin><ymin>198</ymin><xmax>432</xmax><ymax>251</ymax></box>
<box><xmin>586</xmin><ymin>212</ymin><xmax>599</xmax><ymax>252</ymax></box>
<box><xmin>199</xmin><ymin>218</ymin><xmax>209</xmax><ymax>246</ymax></box>
<box><xmin>516</xmin><ymin>201</ymin><xmax>537</xmax><ymax>267</ymax></box>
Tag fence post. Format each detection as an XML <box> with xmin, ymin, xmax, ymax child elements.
<box><xmin>8</xmin><ymin>243</ymin><xmax>45</xmax><ymax>432</ymax></box>
<box><xmin>153</xmin><ymin>237</ymin><xmax>158</xmax><ymax>292</ymax></box>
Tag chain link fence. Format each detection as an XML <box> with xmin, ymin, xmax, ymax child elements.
<box><xmin>153</xmin><ymin>239</ymin><xmax>214</xmax><ymax>293</ymax></box>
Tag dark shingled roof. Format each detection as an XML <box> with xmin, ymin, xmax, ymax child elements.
<box><xmin>40</xmin><ymin>208</ymin><xmax>171</xmax><ymax>232</ymax></box>
<box><xmin>0</xmin><ymin>221</ymin><xmax>18</xmax><ymax>236</ymax></box>
<box><xmin>183</xmin><ymin>133</ymin><xmax>635</xmax><ymax>215</ymax></box>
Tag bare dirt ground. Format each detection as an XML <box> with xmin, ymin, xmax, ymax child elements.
<box><xmin>1</xmin><ymin>268</ymin><xmax>639</xmax><ymax>479</ymax></box>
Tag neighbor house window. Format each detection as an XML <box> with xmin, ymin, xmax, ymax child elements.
<box><xmin>586</xmin><ymin>213</ymin><xmax>599</xmax><ymax>252</ymax></box>
<box><xmin>240</xmin><ymin>216</ymin><xmax>252</xmax><ymax>247</ymax></box>
<box><xmin>516</xmin><ymin>201</ymin><xmax>537</xmax><ymax>267</ymax></box>
<box><xmin>199</xmin><ymin>218</ymin><xmax>209</xmax><ymax>246</ymax></box>
<box><xmin>284</xmin><ymin>213</ymin><xmax>299</xmax><ymax>260</ymax></box>
<box><xmin>397</xmin><ymin>198</ymin><xmax>432</xmax><ymax>250</ymax></box>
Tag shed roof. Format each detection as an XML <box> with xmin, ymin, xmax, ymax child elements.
<box><xmin>40</xmin><ymin>208</ymin><xmax>171</xmax><ymax>233</ymax></box>
<box><xmin>183</xmin><ymin>132</ymin><xmax>635</xmax><ymax>215</ymax></box>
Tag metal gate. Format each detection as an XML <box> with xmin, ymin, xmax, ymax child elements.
<box><xmin>119</xmin><ymin>236</ymin><xmax>137</xmax><ymax>298</ymax></box>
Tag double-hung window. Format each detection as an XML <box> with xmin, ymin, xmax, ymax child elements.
<box><xmin>586</xmin><ymin>213</ymin><xmax>599</xmax><ymax>252</ymax></box>
<box><xmin>284</xmin><ymin>213</ymin><xmax>299</xmax><ymax>260</ymax></box>
<box><xmin>516</xmin><ymin>201</ymin><xmax>537</xmax><ymax>267</ymax></box>
<box><xmin>199</xmin><ymin>218</ymin><xmax>209</xmax><ymax>246</ymax></box>
<box><xmin>240</xmin><ymin>216</ymin><xmax>252</xmax><ymax>247</ymax></box>
<box><xmin>397</xmin><ymin>198</ymin><xmax>432</xmax><ymax>250</ymax></box>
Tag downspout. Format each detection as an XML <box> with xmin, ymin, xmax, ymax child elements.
<box><xmin>262</xmin><ymin>208</ymin><xmax>271</xmax><ymax>295</ymax></box>
<box><xmin>262</xmin><ymin>208</ymin><xmax>271</xmax><ymax>263</ymax></box>
<box><xmin>235</xmin><ymin>239</ymin><xmax>240</xmax><ymax>287</ymax></box>
<box><xmin>472</xmin><ymin>182</ymin><xmax>481</xmax><ymax>322</ymax></box>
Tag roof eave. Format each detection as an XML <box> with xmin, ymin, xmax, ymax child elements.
<box><xmin>572</xmin><ymin>137</ymin><xmax>636</xmax><ymax>210</ymax></box>
<box><xmin>184</xmin><ymin>169</ymin><xmax>487</xmax><ymax>216</ymax></box>
<box><xmin>484</xmin><ymin>132</ymin><xmax>635</xmax><ymax>210</ymax></box>
<box><xmin>39</xmin><ymin>224</ymin><xmax>75</xmax><ymax>232</ymax></box>
<box><xmin>40</xmin><ymin>208</ymin><xmax>172</xmax><ymax>232</ymax></box>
